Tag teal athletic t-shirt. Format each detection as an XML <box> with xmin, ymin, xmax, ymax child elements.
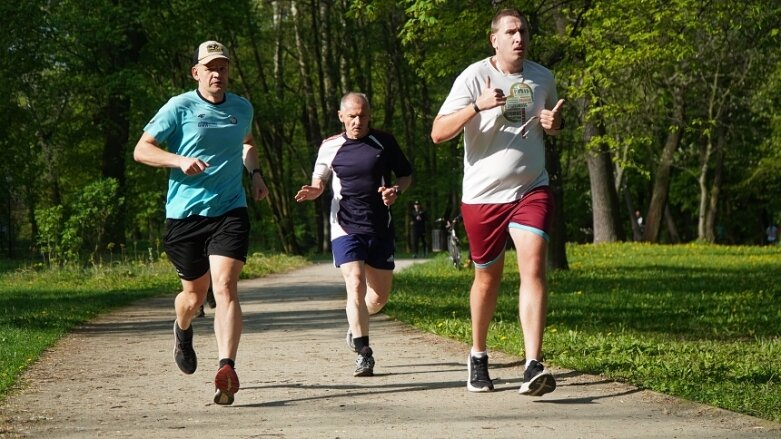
<box><xmin>144</xmin><ymin>90</ymin><xmax>253</xmax><ymax>219</ymax></box>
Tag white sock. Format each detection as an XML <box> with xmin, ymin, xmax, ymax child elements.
<box><xmin>471</xmin><ymin>349</ymin><xmax>487</xmax><ymax>358</ymax></box>
<box><xmin>525</xmin><ymin>359</ymin><xmax>538</xmax><ymax>368</ymax></box>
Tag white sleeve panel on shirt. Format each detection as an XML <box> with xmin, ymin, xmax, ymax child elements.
<box><xmin>312</xmin><ymin>136</ymin><xmax>343</xmax><ymax>182</ymax></box>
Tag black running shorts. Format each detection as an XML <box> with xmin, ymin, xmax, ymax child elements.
<box><xmin>163</xmin><ymin>207</ymin><xmax>250</xmax><ymax>280</ymax></box>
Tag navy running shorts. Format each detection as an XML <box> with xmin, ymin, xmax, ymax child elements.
<box><xmin>331</xmin><ymin>233</ymin><xmax>395</xmax><ymax>270</ymax></box>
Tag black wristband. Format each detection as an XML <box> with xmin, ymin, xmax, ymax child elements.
<box><xmin>472</xmin><ymin>102</ymin><xmax>481</xmax><ymax>113</ymax></box>
<box><xmin>250</xmin><ymin>168</ymin><xmax>262</xmax><ymax>178</ymax></box>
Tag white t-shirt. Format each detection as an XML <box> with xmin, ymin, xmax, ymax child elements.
<box><xmin>437</xmin><ymin>57</ymin><xmax>558</xmax><ymax>204</ymax></box>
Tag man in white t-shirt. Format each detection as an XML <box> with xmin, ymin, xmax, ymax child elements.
<box><xmin>431</xmin><ymin>8</ymin><xmax>564</xmax><ymax>397</ymax></box>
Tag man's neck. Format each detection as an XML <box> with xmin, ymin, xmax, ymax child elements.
<box><xmin>197</xmin><ymin>88</ymin><xmax>226</xmax><ymax>104</ymax></box>
<box><xmin>492</xmin><ymin>56</ymin><xmax>523</xmax><ymax>75</ymax></box>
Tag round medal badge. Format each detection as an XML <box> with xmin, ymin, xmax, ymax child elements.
<box><xmin>502</xmin><ymin>82</ymin><xmax>533</xmax><ymax>123</ymax></box>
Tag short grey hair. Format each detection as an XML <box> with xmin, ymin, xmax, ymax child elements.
<box><xmin>340</xmin><ymin>92</ymin><xmax>370</xmax><ymax>111</ymax></box>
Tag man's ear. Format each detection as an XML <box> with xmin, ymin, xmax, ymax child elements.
<box><xmin>191</xmin><ymin>65</ymin><xmax>199</xmax><ymax>81</ymax></box>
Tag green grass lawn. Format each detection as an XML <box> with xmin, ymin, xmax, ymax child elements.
<box><xmin>385</xmin><ymin>243</ymin><xmax>781</xmax><ymax>422</ymax></box>
<box><xmin>0</xmin><ymin>252</ymin><xmax>309</xmax><ymax>400</ymax></box>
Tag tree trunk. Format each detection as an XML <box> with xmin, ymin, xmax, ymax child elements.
<box><xmin>100</xmin><ymin>93</ymin><xmax>130</xmax><ymax>246</ymax></box>
<box><xmin>643</xmin><ymin>87</ymin><xmax>685</xmax><ymax>242</ymax></box>
<box><xmin>583</xmin><ymin>101</ymin><xmax>624</xmax><ymax>243</ymax></box>
<box><xmin>99</xmin><ymin>23</ymin><xmax>145</xmax><ymax>247</ymax></box>
<box><xmin>318</xmin><ymin>0</ymin><xmax>339</xmax><ymax>132</ymax></box>
<box><xmin>232</xmin><ymin>1</ymin><xmax>301</xmax><ymax>255</ymax></box>
<box><xmin>292</xmin><ymin>1</ymin><xmax>324</xmax><ymax>254</ymax></box>
<box><xmin>546</xmin><ymin>135</ymin><xmax>569</xmax><ymax>270</ymax></box>
<box><xmin>704</xmin><ymin>136</ymin><xmax>724</xmax><ymax>242</ymax></box>
<box><xmin>697</xmin><ymin>68</ymin><xmax>722</xmax><ymax>242</ymax></box>
<box><xmin>664</xmin><ymin>204</ymin><xmax>681</xmax><ymax>243</ymax></box>
<box><xmin>623</xmin><ymin>187</ymin><xmax>643</xmax><ymax>241</ymax></box>
<box><xmin>696</xmin><ymin>133</ymin><xmax>714</xmax><ymax>241</ymax></box>
<box><xmin>292</xmin><ymin>2</ymin><xmax>323</xmax><ymax>153</ymax></box>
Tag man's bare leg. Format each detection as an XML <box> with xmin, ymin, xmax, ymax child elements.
<box><xmin>365</xmin><ymin>266</ymin><xmax>393</xmax><ymax>315</ymax></box>
<box><xmin>209</xmin><ymin>255</ymin><xmax>244</xmax><ymax>404</ymax></box>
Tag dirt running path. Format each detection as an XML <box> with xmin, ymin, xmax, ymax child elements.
<box><xmin>1</xmin><ymin>261</ymin><xmax>779</xmax><ymax>438</ymax></box>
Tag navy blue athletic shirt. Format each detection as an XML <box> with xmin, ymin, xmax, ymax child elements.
<box><xmin>312</xmin><ymin>129</ymin><xmax>413</xmax><ymax>239</ymax></box>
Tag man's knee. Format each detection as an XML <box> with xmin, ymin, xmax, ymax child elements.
<box><xmin>211</xmin><ymin>280</ymin><xmax>243</xmax><ymax>306</ymax></box>
<box><xmin>367</xmin><ymin>299</ymin><xmax>386</xmax><ymax>315</ymax></box>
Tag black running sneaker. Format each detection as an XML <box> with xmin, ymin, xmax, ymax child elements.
<box><xmin>467</xmin><ymin>354</ymin><xmax>494</xmax><ymax>392</ymax></box>
<box><xmin>196</xmin><ymin>305</ymin><xmax>205</xmax><ymax>318</ymax></box>
<box><xmin>345</xmin><ymin>328</ymin><xmax>356</xmax><ymax>352</ymax></box>
<box><xmin>519</xmin><ymin>360</ymin><xmax>556</xmax><ymax>396</ymax></box>
<box><xmin>214</xmin><ymin>364</ymin><xmax>240</xmax><ymax>405</ymax></box>
<box><xmin>354</xmin><ymin>346</ymin><xmax>375</xmax><ymax>377</ymax></box>
<box><xmin>173</xmin><ymin>321</ymin><xmax>197</xmax><ymax>374</ymax></box>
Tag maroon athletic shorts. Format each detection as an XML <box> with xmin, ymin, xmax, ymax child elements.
<box><xmin>461</xmin><ymin>186</ymin><xmax>553</xmax><ymax>267</ymax></box>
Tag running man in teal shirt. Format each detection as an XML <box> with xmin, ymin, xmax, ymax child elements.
<box><xmin>134</xmin><ymin>40</ymin><xmax>268</xmax><ymax>406</ymax></box>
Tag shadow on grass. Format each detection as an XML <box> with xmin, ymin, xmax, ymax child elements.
<box><xmin>0</xmin><ymin>288</ymin><xmax>168</xmax><ymax>330</ymax></box>
<box><xmin>391</xmin><ymin>262</ymin><xmax>780</xmax><ymax>340</ymax></box>
<box><xmin>546</xmin><ymin>264</ymin><xmax>779</xmax><ymax>339</ymax></box>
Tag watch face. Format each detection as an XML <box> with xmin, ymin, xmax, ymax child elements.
<box><xmin>503</xmin><ymin>82</ymin><xmax>533</xmax><ymax>123</ymax></box>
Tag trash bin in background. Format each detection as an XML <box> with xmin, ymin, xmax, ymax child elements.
<box><xmin>431</xmin><ymin>229</ymin><xmax>446</xmax><ymax>252</ymax></box>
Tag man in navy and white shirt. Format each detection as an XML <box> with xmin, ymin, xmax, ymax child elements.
<box><xmin>296</xmin><ymin>92</ymin><xmax>412</xmax><ymax>377</ymax></box>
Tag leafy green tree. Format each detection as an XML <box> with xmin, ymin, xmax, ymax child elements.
<box><xmin>34</xmin><ymin>179</ymin><xmax>123</xmax><ymax>264</ymax></box>
<box><xmin>686</xmin><ymin>2</ymin><xmax>781</xmax><ymax>242</ymax></box>
<box><xmin>1</xmin><ymin>2</ymin><xmax>58</xmax><ymax>256</ymax></box>
<box><xmin>562</xmin><ymin>0</ymin><xmax>781</xmax><ymax>244</ymax></box>
<box><xmin>4</xmin><ymin>0</ymin><xmax>781</xmax><ymax>262</ymax></box>
<box><xmin>34</xmin><ymin>206</ymin><xmax>64</xmax><ymax>265</ymax></box>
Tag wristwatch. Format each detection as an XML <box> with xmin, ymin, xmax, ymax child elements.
<box><xmin>250</xmin><ymin>168</ymin><xmax>262</xmax><ymax>178</ymax></box>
